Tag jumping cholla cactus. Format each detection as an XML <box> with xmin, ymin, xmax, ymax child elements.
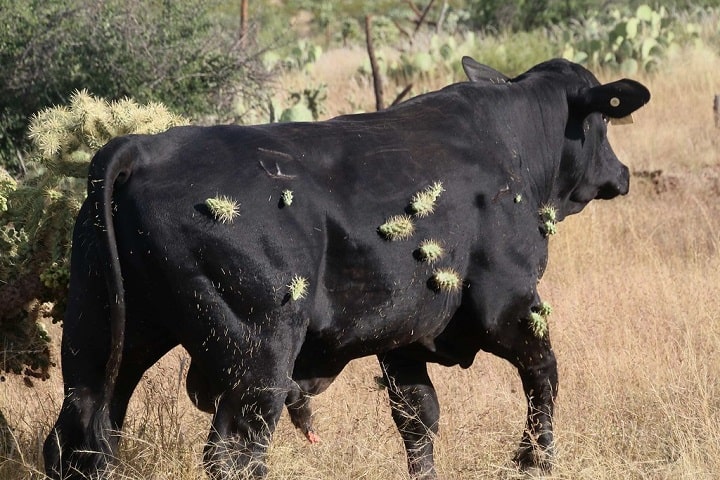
<box><xmin>0</xmin><ymin>90</ymin><xmax>187</xmax><ymax>384</ymax></box>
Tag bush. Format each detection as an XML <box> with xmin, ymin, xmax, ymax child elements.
<box><xmin>0</xmin><ymin>0</ymin><xmax>267</xmax><ymax>174</ymax></box>
<box><xmin>0</xmin><ymin>92</ymin><xmax>186</xmax><ymax>384</ymax></box>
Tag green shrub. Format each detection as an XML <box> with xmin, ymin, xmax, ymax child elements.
<box><xmin>0</xmin><ymin>0</ymin><xmax>266</xmax><ymax>174</ymax></box>
<box><xmin>0</xmin><ymin>92</ymin><xmax>186</xmax><ymax>384</ymax></box>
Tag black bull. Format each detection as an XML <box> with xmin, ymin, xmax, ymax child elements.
<box><xmin>44</xmin><ymin>57</ymin><xmax>649</xmax><ymax>479</ymax></box>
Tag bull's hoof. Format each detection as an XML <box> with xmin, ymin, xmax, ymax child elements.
<box><xmin>513</xmin><ymin>442</ymin><xmax>553</xmax><ymax>476</ymax></box>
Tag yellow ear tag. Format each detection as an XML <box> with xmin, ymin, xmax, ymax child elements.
<box><xmin>610</xmin><ymin>114</ymin><xmax>634</xmax><ymax>125</ymax></box>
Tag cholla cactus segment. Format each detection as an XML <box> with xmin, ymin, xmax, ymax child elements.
<box><xmin>432</xmin><ymin>267</ymin><xmax>462</xmax><ymax>292</ymax></box>
<box><xmin>543</xmin><ymin>220</ymin><xmax>557</xmax><ymax>236</ymax></box>
<box><xmin>28</xmin><ymin>89</ymin><xmax>187</xmax><ymax>172</ymax></box>
<box><xmin>410</xmin><ymin>181</ymin><xmax>445</xmax><ymax>217</ymax></box>
<box><xmin>528</xmin><ymin>301</ymin><xmax>552</xmax><ymax>338</ymax></box>
<box><xmin>378</xmin><ymin>214</ymin><xmax>415</xmax><ymax>241</ymax></box>
<box><xmin>529</xmin><ymin>312</ymin><xmax>548</xmax><ymax>338</ymax></box>
<box><xmin>514</xmin><ymin>194</ymin><xmax>523</xmax><ymax>203</ymax></box>
<box><xmin>539</xmin><ymin>204</ymin><xmax>557</xmax><ymax>222</ymax></box>
<box><xmin>205</xmin><ymin>195</ymin><xmax>240</xmax><ymax>224</ymax></box>
<box><xmin>418</xmin><ymin>239</ymin><xmax>444</xmax><ymax>263</ymax></box>
<box><xmin>0</xmin><ymin>168</ymin><xmax>17</xmax><ymax>213</ymax></box>
<box><xmin>538</xmin><ymin>301</ymin><xmax>552</xmax><ymax>317</ymax></box>
<box><xmin>539</xmin><ymin>204</ymin><xmax>558</xmax><ymax>236</ymax></box>
<box><xmin>288</xmin><ymin>275</ymin><xmax>309</xmax><ymax>301</ymax></box>
<box><xmin>281</xmin><ymin>189</ymin><xmax>294</xmax><ymax>206</ymax></box>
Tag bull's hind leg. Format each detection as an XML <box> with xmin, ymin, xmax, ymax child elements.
<box><xmin>378</xmin><ymin>351</ymin><xmax>440</xmax><ymax>480</ymax></box>
<box><xmin>44</xmin><ymin>304</ymin><xmax>176</xmax><ymax>479</ymax></box>
<box><xmin>192</xmin><ymin>317</ymin><xmax>302</xmax><ymax>479</ymax></box>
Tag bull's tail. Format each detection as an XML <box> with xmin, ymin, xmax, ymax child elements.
<box><xmin>85</xmin><ymin>137</ymin><xmax>138</xmax><ymax>461</ymax></box>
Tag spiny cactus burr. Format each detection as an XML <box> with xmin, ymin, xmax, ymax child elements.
<box><xmin>418</xmin><ymin>239</ymin><xmax>445</xmax><ymax>263</ymax></box>
<box><xmin>410</xmin><ymin>181</ymin><xmax>444</xmax><ymax>217</ymax></box>
<box><xmin>528</xmin><ymin>301</ymin><xmax>552</xmax><ymax>338</ymax></box>
<box><xmin>529</xmin><ymin>312</ymin><xmax>548</xmax><ymax>338</ymax></box>
<box><xmin>539</xmin><ymin>204</ymin><xmax>558</xmax><ymax>236</ymax></box>
<box><xmin>378</xmin><ymin>214</ymin><xmax>415</xmax><ymax>241</ymax></box>
<box><xmin>281</xmin><ymin>189</ymin><xmax>294</xmax><ymax>206</ymax></box>
<box><xmin>288</xmin><ymin>275</ymin><xmax>309</xmax><ymax>301</ymax></box>
<box><xmin>205</xmin><ymin>196</ymin><xmax>240</xmax><ymax>224</ymax></box>
<box><xmin>432</xmin><ymin>267</ymin><xmax>462</xmax><ymax>292</ymax></box>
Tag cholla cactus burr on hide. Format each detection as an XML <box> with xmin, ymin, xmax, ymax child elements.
<box><xmin>528</xmin><ymin>301</ymin><xmax>552</xmax><ymax>338</ymax></box>
<box><xmin>281</xmin><ymin>189</ymin><xmax>294</xmax><ymax>206</ymax></box>
<box><xmin>539</xmin><ymin>204</ymin><xmax>558</xmax><ymax>236</ymax></box>
<box><xmin>205</xmin><ymin>196</ymin><xmax>240</xmax><ymax>224</ymax></box>
<box><xmin>410</xmin><ymin>181</ymin><xmax>444</xmax><ymax>217</ymax></box>
<box><xmin>418</xmin><ymin>239</ymin><xmax>445</xmax><ymax>263</ymax></box>
<box><xmin>288</xmin><ymin>275</ymin><xmax>309</xmax><ymax>301</ymax></box>
<box><xmin>378</xmin><ymin>214</ymin><xmax>415</xmax><ymax>241</ymax></box>
<box><xmin>432</xmin><ymin>267</ymin><xmax>462</xmax><ymax>292</ymax></box>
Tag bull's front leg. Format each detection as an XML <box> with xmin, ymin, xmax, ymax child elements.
<box><xmin>377</xmin><ymin>351</ymin><xmax>439</xmax><ymax>480</ymax></box>
<box><xmin>512</xmin><ymin>339</ymin><xmax>557</xmax><ymax>474</ymax></box>
<box><xmin>483</xmin><ymin>303</ymin><xmax>558</xmax><ymax>473</ymax></box>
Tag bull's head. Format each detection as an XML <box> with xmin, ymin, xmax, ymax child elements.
<box><xmin>559</xmin><ymin>77</ymin><xmax>650</xmax><ymax>216</ymax></box>
<box><xmin>462</xmin><ymin>56</ymin><xmax>650</xmax><ymax>220</ymax></box>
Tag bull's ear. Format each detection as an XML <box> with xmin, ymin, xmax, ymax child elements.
<box><xmin>462</xmin><ymin>56</ymin><xmax>510</xmax><ymax>84</ymax></box>
<box><xmin>570</xmin><ymin>79</ymin><xmax>651</xmax><ymax>118</ymax></box>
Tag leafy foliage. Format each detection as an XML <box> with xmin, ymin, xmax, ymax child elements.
<box><xmin>0</xmin><ymin>0</ymin><xmax>266</xmax><ymax>174</ymax></box>
<box><xmin>0</xmin><ymin>92</ymin><xmax>186</xmax><ymax>384</ymax></box>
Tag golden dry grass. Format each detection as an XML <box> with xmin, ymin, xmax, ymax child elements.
<box><xmin>2</xmin><ymin>45</ymin><xmax>720</xmax><ymax>479</ymax></box>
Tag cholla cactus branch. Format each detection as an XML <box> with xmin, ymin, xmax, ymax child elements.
<box><xmin>281</xmin><ymin>189</ymin><xmax>294</xmax><ymax>207</ymax></box>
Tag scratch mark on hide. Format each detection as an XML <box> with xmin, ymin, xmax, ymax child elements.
<box><xmin>258</xmin><ymin>155</ymin><xmax>297</xmax><ymax>179</ymax></box>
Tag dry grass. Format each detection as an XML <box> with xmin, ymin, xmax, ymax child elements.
<box><xmin>2</xmin><ymin>45</ymin><xmax>720</xmax><ymax>479</ymax></box>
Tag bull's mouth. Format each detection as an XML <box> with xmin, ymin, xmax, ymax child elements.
<box><xmin>595</xmin><ymin>165</ymin><xmax>630</xmax><ymax>199</ymax></box>
<box><xmin>595</xmin><ymin>179</ymin><xmax>629</xmax><ymax>199</ymax></box>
